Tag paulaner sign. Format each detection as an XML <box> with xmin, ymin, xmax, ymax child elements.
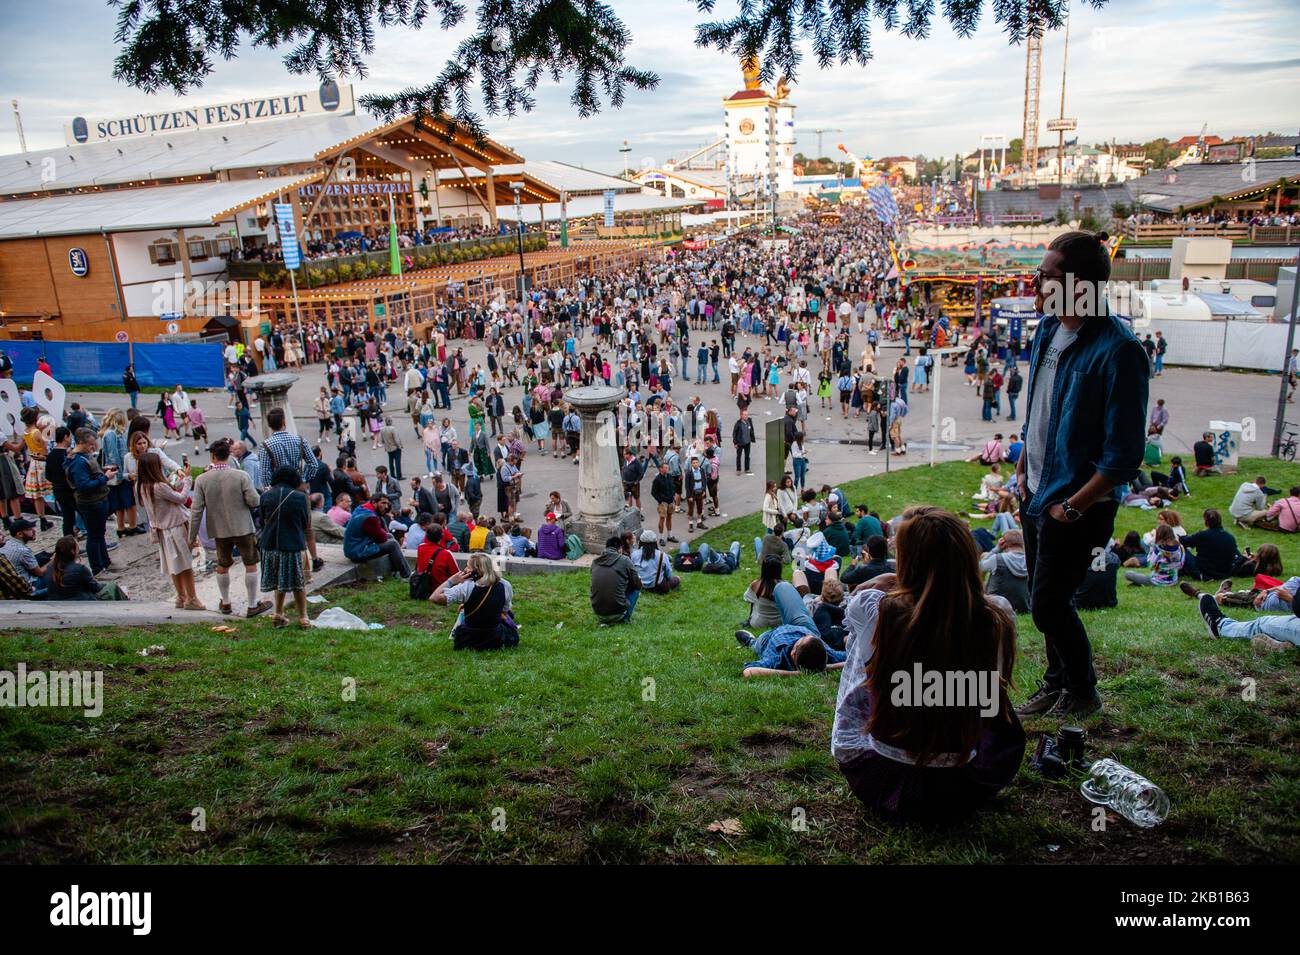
<box><xmin>65</xmin><ymin>81</ymin><xmax>355</xmax><ymax>145</ymax></box>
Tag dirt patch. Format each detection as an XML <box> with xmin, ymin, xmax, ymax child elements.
<box><xmin>739</xmin><ymin>730</ymin><xmax>800</xmax><ymax>760</ymax></box>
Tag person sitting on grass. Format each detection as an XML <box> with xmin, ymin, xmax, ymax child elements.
<box><xmin>1229</xmin><ymin>475</ymin><xmax>1272</xmax><ymax>528</ymax></box>
<box><xmin>841</xmin><ymin>534</ymin><xmax>895</xmax><ymax>589</ymax></box>
<box><xmin>632</xmin><ymin>529</ymin><xmax>681</xmax><ymax>594</ymax></box>
<box><xmin>980</xmin><ymin>529</ymin><xmax>1030</xmax><ymax>614</ymax></box>
<box><xmin>821</xmin><ymin>507</ymin><xmax>852</xmax><ymax>558</ymax></box>
<box><xmin>1123</xmin><ymin>523</ymin><xmax>1184</xmax><ymax>587</ymax></box>
<box><xmin>754</xmin><ymin>518</ymin><xmax>792</xmax><ymax>565</ymax></box>
<box><xmin>430</xmin><ymin>552</ymin><xmax>517</xmax><ymax>650</ymax></box>
<box><xmin>972</xmin><ymin>462</ymin><xmax>1006</xmax><ymax>503</ymax></box>
<box><xmin>1073</xmin><ymin>538</ymin><xmax>1120</xmax><ymax>610</ymax></box>
<box><xmin>40</xmin><ymin>535</ymin><xmax>128</xmax><ymax>601</ymax></box>
<box><xmin>1196</xmin><ymin>589</ymin><xmax>1300</xmax><ymax>652</ymax></box>
<box><xmin>1193</xmin><ymin>432</ymin><xmax>1219</xmax><ymax>477</ymax></box>
<box><xmin>808</xmin><ymin>576</ymin><xmax>848</xmax><ymax>650</ymax></box>
<box><xmin>968</xmin><ymin>433</ymin><xmax>1004</xmax><ymax>466</ymax></box>
<box><xmin>849</xmin><ymin>504</ymin><xmax>882</xmax><ymax>557</ymax></box>
<box><xmin>1262</xmin><ymin>485</ymin><xmax>1300</xmax><ymax>533</ymax></box>
<box><xmin>1178</xmin><ymin>508</ymin><xmax>1242</xmax><ymax>581</ymax></box>
<box><xmin>832</xmin><ymin>505</ymin><xmax>1024</xmax><ymax>822</ymax></box>
<box><xmin>590</xmin><ymin>535</ymin><xmax>642</xmax><ymax>625</ymax></box>
<box><xmin>743</xmin><ymin>554</ymin><xmax>786</xmax><ymax>631</ymax></box>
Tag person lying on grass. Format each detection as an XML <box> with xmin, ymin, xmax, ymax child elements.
<box><xmin>736</xmin><ymin>564</ymin><xmax>847</xmax><ymax>677</ymax></box>
<box><xmin>1196</xmin><ymin>589</ymin><xmax>1299</xmax><ymax>653</ymax></box>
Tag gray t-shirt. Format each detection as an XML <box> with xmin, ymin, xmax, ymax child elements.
<box><xmin>1025</xmin><ymin>324</ymin><xmax>1079</xmax><ymax>495</ymax></box>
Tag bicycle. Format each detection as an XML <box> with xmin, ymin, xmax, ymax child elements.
<box><xmin>1280</xmin><ymin>423</ymin><xmax>1298</xmax><ymax>462</ymax></box>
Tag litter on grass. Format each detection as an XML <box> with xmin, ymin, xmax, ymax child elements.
<box><xmin>310</xmin><ymin>607</ymin><xmax>384</xmax><ymax>631</ymax></box>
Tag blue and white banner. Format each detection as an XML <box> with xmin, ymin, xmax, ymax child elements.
<box><xmin>603</xmin><ymin>190</ymin><xmax>616</xmax><ymax>228</ymax></box>
<box><xmin>867</xmin><ymin>185</ymin><xmax>898</xmax><ymax>224</ymax></box>
<box><xmin>274</xmin><ymin>203</ymin><xmax>301</xmax><ymax>270</ymax></box>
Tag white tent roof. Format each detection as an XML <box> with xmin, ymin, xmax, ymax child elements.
<box><xmin>502</xmin><ymin>191</ymin><xmax>694</xmax><ymax>225</ymax></box>
<box><xmin>438</xmin><ymin>159</ymin><xmax>641</xmax><ymax>195</ymax></box>
<box><xmin>0</xmin><ymin>174</ymin><xmax>320</xmax><ymax>239</ymax></box>
<box><xmin>0</xmin><ymin>114</ymin><xmax>374</xmax><ymax>196</ymax></box>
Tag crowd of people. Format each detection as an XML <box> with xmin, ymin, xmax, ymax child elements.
<box><xmin>4</xmin><ymin>197</ymin><xmax>1296</xmax><ymax>828</ymax></box>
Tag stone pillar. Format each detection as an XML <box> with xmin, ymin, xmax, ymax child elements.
<box><xmin>243</xmin><ymin>372</ymin><xmax>301</xmax><ymax>437</ymax></box>
<box><xmin>564</xmin><ymin>384</ymin><xmax>642</xmax><ymax>553</ymax></box>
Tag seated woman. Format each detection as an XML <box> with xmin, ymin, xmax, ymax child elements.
<box><xmin>1123</xmin><ymin>524</ymin><xmax>1184</xmax><ymax>587</ymax></box>
<box><xmin>775</xmin><ymin>474</ymin><xmax>799</xmax><ymax>521</ymax></box>
<box><xmin>1136</xmin><ymin>508</ymin><xmax>1187</xmax><ymax>554</ymax></box>
<box><xmin>743</xmin><ymin>555</ymin><xmax>786</xmax><ymax>631</ymax></box>
<box><xmin>832</xmin><ymin>505</ymin><xmax>1024</xmax><ymax>823</ymax></box>
<box><xmin>1114</xmin><ymin>530</ymin><xmax>1145</xmax><ymax>566</ymax></box>
<box><xmin>41</xmin><ymin>535</ymin><xmax>128</xmax><ymax>601</ymax></box>
<box><xmin>972</xmin><ymin>463</ymin><xmax>1006</xmax><ymax>503</ymax></box>
<box><xmin>430</xmin><ymin>552</ymin><xmax>517</xmax><ymax>650</ymax></box>
<box><xmin>631</xmin><ymin>530</ymin><xmax>681</xmax><ymax>593</ymax></box>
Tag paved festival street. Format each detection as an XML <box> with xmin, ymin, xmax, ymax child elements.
<box><xmin>62</xmin><ymin>347</ymin><xmax>1284</xmax><ymax>545</ymax></box>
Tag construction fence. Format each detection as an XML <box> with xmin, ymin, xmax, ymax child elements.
<box><xmin>2</xmin><ymin>340</ymin><xmax>226</xmax><ymax>389</ymax></box>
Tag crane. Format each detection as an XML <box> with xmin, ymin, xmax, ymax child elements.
<box><xmin>814</xmin><ymin>128</ymin><xmax>842</xmax><ymax>159</ymax></box>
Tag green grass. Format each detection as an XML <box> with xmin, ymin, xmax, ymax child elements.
<box><xmin>2</xmin><ymin>458</ymin><xmax>1298</xmax><ymax>863</ymax></box>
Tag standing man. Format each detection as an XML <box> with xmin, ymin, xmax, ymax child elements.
<box><xmin>379</xmin><ymin>417</ymin><xmax>404</xmax><ymax>480</ymax></box>
<box><xmin>1005</xmin><ymin>363</ymin><xmax>1023</xmax><ymax>422</ymax></box>
<box><xmin>189</xmin><ymin>439</ymin><xmax>273</xmax><ymax>617</ymax></box>
<box><xmin>64</xmin><ymin>428</ymin><xmax>112</xmax><ymax>575</ymax></box>
<box><xmin>732</xmin><ymin>408</ymin><xmax>756</xmax><ymax>475</ymax></box>
<box><xmin>1015</xmin><ymin>231</ymin><xmax>1149</xmax><ymax>719</ymax></box>
<box><xmin>257</xmin><ymin>407</ymin><xmax>319</xmax><ymax>490</ymax></box>
<box><xmin>651</xmin><ymin>462</ymin><xmax>679</xmax><ymax>544</ymax></box>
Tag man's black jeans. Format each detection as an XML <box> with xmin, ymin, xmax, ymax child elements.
<box><xmin>1021</xmin><ymin>492</ymin><xmax>1117</xmax><ymax>700</ymax></box>
<box><xmin>735</xmin><ymin>443</ymin><xmax>751</xmax><ymax>472</ymax></box>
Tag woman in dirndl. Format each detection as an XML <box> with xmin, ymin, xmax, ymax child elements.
<box><xmin>134</xmin><ymin>449</ymin><xmax>203</xmax><ymax>610</ymax></box>
<box><xmin>258</xmin><ymin>465</ymin><xmax>311</xmax><ymax>628</ymax></box>
<box><xmin>20</xmin><ymin>407</ymin><xmax>54</xmax><ymax>530</ymax></box>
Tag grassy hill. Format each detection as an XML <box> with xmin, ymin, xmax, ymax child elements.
<box><xmin>2</xmin><ymin>458</ymin><xmax>1297</xmax><ymax>863</ymax></box>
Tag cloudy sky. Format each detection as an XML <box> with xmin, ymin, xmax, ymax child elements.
<box><xmin>1</xmin><ymin>0</ymin><xmax>1297</xmax><ymax>171</ymax></box>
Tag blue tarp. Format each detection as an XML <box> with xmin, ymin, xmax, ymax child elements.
<box><xmin>1</xmin><ymin>340</ymin><xmax>225</xmax><ymax>388</ymax></box>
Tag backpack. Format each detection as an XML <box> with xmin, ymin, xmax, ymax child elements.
<box><xmin>565</xmin><ymin>534</ymin><xmax>585</xmax><ymax>560</ymax></box>
<box><xmin>409</xmin><ymin>567</ymin><xmax>434</xmax><ymax>600</ymax></box>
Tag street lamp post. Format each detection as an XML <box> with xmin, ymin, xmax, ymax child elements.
<box><xmin>510</xmin><ymin>181</ymin><xmax>526</xmax><ymax>301</ymax></box>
